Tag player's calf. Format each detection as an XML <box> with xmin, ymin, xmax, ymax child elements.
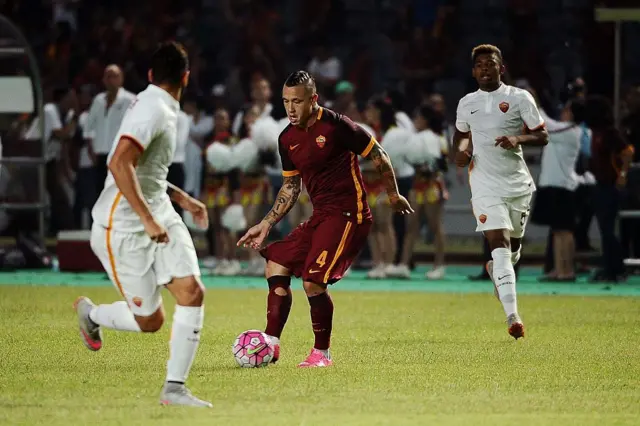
<box><xmin>300</xmin><ymin>281</ymin><xmax>333</xmax><ymax>366</ymax></box>
<box><xmin>164</xmin><ymin>276</ymin><xmax>206</xmax><ymax>390</ymax></box>
<box><xmin>264</xmin><ymin>275</ymin><xmax>292</xmax><ymax>364</ymax></box>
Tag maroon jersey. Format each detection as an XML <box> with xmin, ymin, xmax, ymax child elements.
<box><xmin>278</xmin><ymin>107</ymin><xmax>376</xmax><ymax>224</ymax></box>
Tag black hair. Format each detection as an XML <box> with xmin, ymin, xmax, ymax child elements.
<box><xmin>284</xmin><ymin>70</ymin><xmax>316</xmax><ymax>95</ymax></box>
<box><xmin>52</xmin><ymin>86</ymin><xmax>71</xmax><ymax>103</ymax></box>
<box><xmin>569</xmin><ymin>98</ymin><xmax>586</xmax><ymax>124</ymax></box>
<box><xmin>417</xmin><ymin>104</ymin><xmax>444</xmax><ymax>135</ymax></box>
<box><xmin>371</xmin><ymin>96</ymin><xmax>396</xmax><ymax>133</ymax></box>
<box><xmin>583</xmin><ymin>95</ymin><xmax>614</xmax><ymax>129</ymax></box>
<box><xmin>150</xmin><ymin>41</ymin><xmax>189</xmax><ymax>87</ymax></box>
<box><xmin>471</xmin><ymin>44</ymin><xmax>503</xmax><ymax>65</ymax></box>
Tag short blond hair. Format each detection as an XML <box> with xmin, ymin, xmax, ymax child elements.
<box><xmin>471</xmin><ymin>44</ymin><xmax>503</xmax><ymax>64</ymax></box>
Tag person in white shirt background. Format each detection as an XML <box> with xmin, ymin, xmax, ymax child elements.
<box><xmin>84</xmin><ymin>64</ymin><xmax>135</xmax><ymax>197</ymax></box>
<box><xmin>531</xmin><ymin>97</ymin><xmax>591</xmax><ymax>282</ymax></box>
<box><xmin>307</xmin><ymin>44</ymin><xmax>342</xmax><ymax>98</ymax></box>
<box><xmin>363</xmin><ymin>97</ymin><xmax>413</xmax><ymax>279</ymax></box>
<box><xmin>231</xmin><ymin>77</ymin><xmax>274</xmax><ymax>137</ymax></box>
<box><xmin>72</xmin><ymin>85</ymin><xmax>97</xmax><ymax>229</ymax></box>
<box><xmin>392</xmin><ymin>104</ymin><xmax>449</xmax><ymax>280</ymax></box>
<box><xmin>183</xmin><ymin>96</ymin><xmax>214</xmax><ymax>149</ymax></box>
<box><xmin>24</xmin><ymin>86</ymin><xmax>78</xmax><ymax>235</ymax></box>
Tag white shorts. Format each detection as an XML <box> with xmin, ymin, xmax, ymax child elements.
<box><xmin>471</xmin><ymin>194</ymin><xmax>532</xmax><ymax>238</ymax></box>
<box><xmin>90</xmin><ymin>221</ymin><xmax>200</xmax><ymax>316</ymax></box>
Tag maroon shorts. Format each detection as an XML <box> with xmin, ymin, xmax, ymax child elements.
<box><xmin>261</xmin><ymin>214</ymin><xmax>371</xmax><ymax>285</ymax></box>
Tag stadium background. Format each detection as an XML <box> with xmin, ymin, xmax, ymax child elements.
<box><xmin>0</xmin><ymin>0</ymin><xmax>639</xmax><ymax>269</ymax></box>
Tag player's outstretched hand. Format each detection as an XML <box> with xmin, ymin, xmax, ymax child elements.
<box><xmin>455</xmin><ymin>150</ymin><xmax>472</xmax><ymax>167</ymax></box>
<box><xmin>143</xmin><ymin>217</ymin><xmax>169</xmax><ymax>243</ymax></box>
<box><xmin>495</xmin><ymin>135</ymin><xmax>519</xmax><ymax>150</ymax></box>
<box><xmin>237</xmin><ymin>220</ymin><xmax>271</xmax><ymax>250</ymax></box>
<box><xmin>389</xmin><ymin>194</ymin><xmax>414</xmax><ymax>215</ymax></box>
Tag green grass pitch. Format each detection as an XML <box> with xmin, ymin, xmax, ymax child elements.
<box><xmin>1</xmin><ymin>270</ymin><xmax>640</xmax><ymax>425</ymax></box>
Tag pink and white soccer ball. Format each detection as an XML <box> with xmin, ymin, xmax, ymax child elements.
<box><xmin>232</xmin><ymin>330</ymin><xmax>275</xmax><ymax>368</ymax></box>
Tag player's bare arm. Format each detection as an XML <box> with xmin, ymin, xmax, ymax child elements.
<box><xmin>237</xmin><ymin>174</ymin><xmax>302</xmax><ymax>249</ymax></box>
<box><xmin>266</xmin><ymin>175</ymin><xmax>302</xmax><ymax>225</ymax></box>
<box><xmin>454</xmin><ymin>129</ymin><xmax>473</xmax><ymax>167</ymax></box>
<box><xmin>109</xmin><ymin>136</ymin><xmax>168</xmax><ymax>242</ymax></box>
<box><xmin>365</xmin><ymin>142</ymin><xmax>414</xmax><ymax>214</ymax></box>
<box><xmin>167</xmin><ymin>182</ymin><xmax>209</xmax><ymax>229</ymax></box>
<box><xmin>495</xmin><ymin>127</ymin><xmax>549</xmax><ymax>149</ymax></box>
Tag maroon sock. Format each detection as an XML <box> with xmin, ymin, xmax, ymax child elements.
<box><xmin>265</xmin><ymin>276</ymin><xmax>292</xmax><ymax>338</ymax></box>
<box><xmin>308</xmin><ymin>292</ymin><xmax>333</xmax><ymax>350</ymax></box>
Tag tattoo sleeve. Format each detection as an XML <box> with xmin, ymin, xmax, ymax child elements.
<box><xmin>263</xmin><ymin>174</ymin><xmax>302</xmax><ymax>227</ymax></box>
<box><xmin>365</xmin><ymin>142</ymin><xmax>400</xmax><ymax>198</ymax></box>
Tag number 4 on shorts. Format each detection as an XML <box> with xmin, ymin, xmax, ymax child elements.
<box><xmin>315</xmin><ymin>250</ymin><xmax>328</xmax><ymax>268</ymax></box>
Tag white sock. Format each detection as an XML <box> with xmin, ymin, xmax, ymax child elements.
<box><xmin>166</xmin><ymin>305</ymin><xmax>204</xmax><ymax>383</ymax></box>
<box><xmin>89</xmin><ymin>301</ymin><xmax>141</xmax><ymax>332</ymax></box>
<box><xmin>316</xmin><ymin>348</ymin><xmax>331</xmax><ymax>359</ymax></box>
<box><xmin>511</xmin><ymin>247</ymin><xmax>521</xmax><ymax>265</ymax></box>
<box><xmin>267</xmin><ymin>335</ymin><xmax>280</xmax><ymax>346</ymax></box>
<box><xmin>491</xmin><ymin>248</ymin><xmax>518</xmax><ymax>317</ymax></box>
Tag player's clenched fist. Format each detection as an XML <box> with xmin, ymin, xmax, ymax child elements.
<box><xmin>237</xmin><ymin>220</ymin><xmax>271</xmax><ymax>250</ymax></box>
<box><xmin>455</xmin><ymin>150</ymin><xmax>472</xmax><ymax>167</ymax></box>
<box><xmin>143</xmin><ymin>217</ymin><xmax>169</xmax><ymax>243</ymax></box>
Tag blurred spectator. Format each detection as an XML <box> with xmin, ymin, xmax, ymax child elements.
<box><xmin>24</xmin><ymin>86</ymin><xmax>78</xmax><ymax>235</ymax></box>
<box><xmin>533</xmin><ymin>99</ymin><xmax>588</xmax><ymax>282</ymax></box>
<box><xmin>84</xmin><ymin>65</ymin><xmax>135</xmax><ymax>198</ymax></box>
<box><xmin>231</xmin><ymin>77</ymin><xmax>274</xmax><ymax>137</ymax></box>
<box><xmin>183</xmin><ymin>95</ymin><xmax>214</xmax><ymax>148</ymax></box>
<box><xmin>332</xmin><ymin>81</ymin><xmax>355</xmax><ymax>114</ymax></box>
<box><xmin>585</xmin><ymin>95</ymin><xmax>634</xmax><ymax>282</ymax></box>
<box><xmin>73</xmin><ymin>85</ymin><xmax>97</xmax><ymax>229</ymax></box>
<box><xmin>307</xmin><ymin>44</ymin><xmax>342</xmax><ymax>99</ymax></box>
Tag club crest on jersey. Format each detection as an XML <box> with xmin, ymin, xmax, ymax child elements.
<box><xmin>479</xmin><ymin>214</ymin><xmax>487</xmax><ymax>224</ymax></box>
<box><xmin>316</xmin><ymin>135</ymin><xmax>326</xmax><ymax>148</ymax></box>
<box><xmin>499</xmin><ymin>102</ymin><xmax>510</xmax><ymax>113</ymax></box>
<box><xmin>132</xmin><ymin>297</ymin><xmax>143</xmax><ymax>307</ymax></box>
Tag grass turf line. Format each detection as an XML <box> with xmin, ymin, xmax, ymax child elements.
<box><xmin>1</xmin><ymin>286</ymin><xmax>639</xmax><ymax>425</ymax></box>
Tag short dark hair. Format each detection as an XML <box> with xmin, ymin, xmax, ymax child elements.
<box><xmin>569</xmin><ymin>98</ymin><xmax>586</xmax><ymax>124</ymax></box>
<box><xmin>284</xmin><ymin>70</ymin><xmax>316</xmax><ymax>94</ymax></box>
<box><xmin>417</xmin><ymin>104</ymin><xmax>444</xmax><ymax>135</ymax></box>
<box><xmin>371</xmin><ymin>96</ymin><xmax>396</xmax><ymax>133</ymax></box>
<box><xmin>471</xmin><ymin>44</ymin><xmax>503</xmax><ymax>65</ymax></box>
<box><xmin>150</xmin><ymin>41</ymin><xmax>189</xmax><ymax>86</ymax></box>
<box><xmin>584</xmin><ymin>95</ymin><xmax>614</xmax><ymax>129</ymax></box>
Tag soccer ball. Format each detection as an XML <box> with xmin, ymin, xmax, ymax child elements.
<box><xmin>232</xmin><ymin>330</ymin><xmax>275</xmax><ymax>368</ymax></box>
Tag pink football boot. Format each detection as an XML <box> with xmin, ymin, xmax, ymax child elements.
<box><xmin>298</xmin><ymin>349</ymin><xmax>333</xmax><ymax>368</ymax></box>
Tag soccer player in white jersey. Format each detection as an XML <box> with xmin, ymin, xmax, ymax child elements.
<box><xmin>73</xmin><ymin>42</ymin><xmax>212</xmax><ymax>407</ymax></box>
<box><xmin>454</xmin><ymin>45</ymin><xmax>549</xmax><ymax>339</ymax></box>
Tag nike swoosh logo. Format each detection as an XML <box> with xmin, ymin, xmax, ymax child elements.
<box><xmin>497</xmin><ymin>275</ymin><xmax>509</xmax><ymax>280</ymax></box>
<box><xmin>247</xmin><ymin>344</ymin><xmax>266</xmax><ymax>355</ymax></box>
<box><xmin>471</xmin><ymin>110</ymin><xmax>479</xmax><ymax>114</ymax></box>
<box><xmin>308</xmin><ymin>269</ymin><xmax>321</xmax><ymax>274</ymax></box>
<box><xmin>289</xmin><ymin>144</ymin><xmax>299</xmax><ymax>150</ymax></box>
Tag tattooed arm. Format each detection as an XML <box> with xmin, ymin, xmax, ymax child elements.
<box><xmin>364</xmin><ymin>142</ymin><xmax>414</xmax><ymax>214</ymax></box>
<box><xmin>262</xmin><ymin>174</ymin><xmax>302</xmax><ymax>227</ymax></box>
<box><xmin>364</xmin><ymin>141</ymin><xmax>400</xmax><ymax>200</ymax></box>
<box><xmin>237</xmin><ymin>174</ymin><xmax>302</xmax><ymax>249</ymax></box>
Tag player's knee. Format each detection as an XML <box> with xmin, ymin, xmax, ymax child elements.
<box><xmin>135</xmin><ymin>311</ymin><xmax>164</xmax><ymax>333</ymax></box>
<box><xmin>265</xmin><ymin>261</ymin><xmax>290</xmax><ymax>279</ymax></box>
<box><xmin>485</xmin><ymin>230</ymin><xmax>510</xmax><ymax>250</ymax></box>
<box><xmin>303</xmin><ymin>280</ymin><xmax>326</xmax><ymax>297</ymax></box>
<box><xmin>170</xmin><ymin>276</ymin><xmax>205</xmax><ymax>307</ymax></box>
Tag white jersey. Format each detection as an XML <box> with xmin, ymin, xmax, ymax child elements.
<box><xmin>92</xmin><ymin>84</ymin><xmax>180</xmax><ymax>232</ymax></box>
<box><xmin>455</xmin><ymin>83</ymin><xmax>544</xmax><ymax>199</ymax></box>
<box><xmin>538</xmin><ymin>109</ymin><xmax>584</xmax><ymax>191</ymax></box>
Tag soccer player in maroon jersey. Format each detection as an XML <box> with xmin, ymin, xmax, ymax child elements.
<box><xmin>238</xmin><ymin>71</ymin><xmax>413</xmax><ymax>367</ymax></box>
